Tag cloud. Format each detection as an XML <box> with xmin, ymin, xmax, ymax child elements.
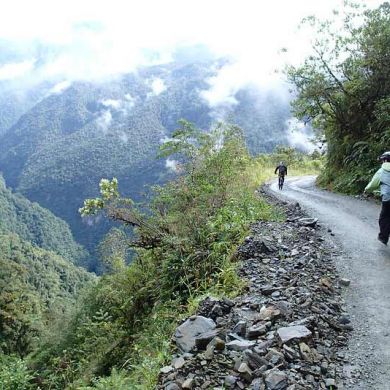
<box><xmin>49</xmin><ymin>80</ymin><xmax>71</xmax><ymax>94</ymax></box>
<box><xmin>148</xmin><ymin>78</ymin><xmax>167</xmax><ymax>97</ymax></box>
<box><xmin>96</xmin><ymin>110</ymin><xmax>112</xmax><ymax>133</ymax></box>
<box><xmin>101</xmin><ymin>98</ymin><xmax>122</xmax><ymax>110</ymax></box>
<box><xmin>101</xmin><ymin>94</ymin><xmax>136</xmax><ymax>116</ymax></box>
<box><xmin>118</xmin><ymin>131</ymin><xmax>129</xmax><ymax>144</ymax></box>
<box><xmin>124</xmin><ymin>93</ymin><xmax>134</xmax><ymax>103</ymax></box>
<box><xmin>0</xmin><ymin>59</ymin><xmax>36</xmax><ymax>81</ymax></box>
<box><xmin>200</xmin><ymin>64</ymin><xmax>239</xmax><ymax>108</ymax></box>
<box><xmin>165</xmin><ymin>158</ymin><xmax>180</xmax><ymax>172</ymax></box>
<box><xmin>286</xmin><ymin>118</ymin><xmax>316</xmax><ymax>152</ymax></box>
<box><xmin>200</xmin><ymin>60</ymin><xmax>290</xmax><ymax>112</ymax></box>
<box><xmin>121</xmin><ymin>94</ymin><xmax>136</xmax><ymax>114</ymax></box>
<box><xmin>96</xmin><ymin>95</ymin><xmax>136</xmax><ymax>137</ymax></box>
<box><xmin>0</xmin><ymin>0</ymin><xmax>383</xmax><ymax>90</ymax></box>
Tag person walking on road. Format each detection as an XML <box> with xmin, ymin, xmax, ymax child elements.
<box><xmin>364</xmin><ymin>151</ymin><xmax>390</xmax><ymax>245</ymax></box>
<box><xmin>275</xmin><ymin>161</ymin><xmax>288</xmax><ymax>190</ymax></box>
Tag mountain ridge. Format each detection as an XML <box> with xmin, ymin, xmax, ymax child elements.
<box><xmin>0</xmin><ymin>60</ymin><xmax>292</xmax><ymax>265</ymax></box>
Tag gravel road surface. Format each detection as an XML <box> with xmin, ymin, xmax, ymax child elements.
<box><xmin>269</xmin><ymin>176</ymin><xmax>390</xmax><ymax>389</ymax></box>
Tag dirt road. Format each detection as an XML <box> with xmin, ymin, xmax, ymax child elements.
<box><xmin>269</xmin><ymin>176</ymin><xmax>390</xmax><ymax>389</ymax></box>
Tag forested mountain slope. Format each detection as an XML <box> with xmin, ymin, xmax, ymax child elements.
<box><xmin>0</xmin><ymin>60</ymin><xmax>291</xmax><ymax>261</ymax></box>
<box><xmin>0</xmin><ymin>172</ymin><xmax>94</xmax><ymax>375</ymax></box>
<box><xmin>0</xmin><ymin>232</ymin><xmax>94</xmax><ymax>357</ymax></box>
<box><xmin>0</xmin><ymin>175</ymin><xmax>87</xmax><ymax>264</ymax></box>
<box><xmin>0</xmin><ymin>82</ymin><xmax>50</xmax><ymax>136</ymax></box>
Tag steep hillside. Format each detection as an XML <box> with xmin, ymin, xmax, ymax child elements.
<box><xmin>0</xmin><ymin>81</ymin><xmax>51</xmax><ymax>136</ymax></box>
<box><xmin>0</xmin><ymin>175</ymin><xmax>87</xmax><ymax>265</ymax></box>
<box><xmin>0</xmin><ymin>60</ymin><xmax>291</xmax><ymax>257</ymax></box>
<box><xmin>0</xmin><ymin>232</ymin><xmax>95</xmax><ymax>357</ymax></box>
<box><xmin>232</xmin><ymin>88</ymin><xmax>291</xmax><ymax>154</ymax></box>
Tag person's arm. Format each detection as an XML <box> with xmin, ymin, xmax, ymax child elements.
<box><xmin>285</xmin><ymin>166</ymin><xmax>288</xmax><ymax>176</ymax></box>
<box><xmin>274</xmin><ymin>166</ymin><xmax>279</xmax><ymax>174</ymax></box>
<box><xmin>365</xmin><ymin>168</ymin><xmax>382</xmax><ymax>193</ymax></box>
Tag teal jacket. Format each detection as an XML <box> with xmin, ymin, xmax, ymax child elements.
<box><xmin>365</xmin><ymin>162</ymin><xmax>390</xmax><ymax>201</ymax></box>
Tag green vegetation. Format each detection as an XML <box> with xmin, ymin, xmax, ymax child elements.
<box><xmin>0</xmin><ymin>174</ymin><xmax>87</xmax><ymax>264</ymax></box>
<box><xmin>29</xmin><ymin>121</ymin><xmax>284</xmax><ymax>389</ymax></box>
<box><xmin>0</xmin><ymin>233</ymin><xmax>94</xmax><ymax>357</ymax></box>
<box><xmin>0</xmin><ymin>354</ymin><xmax>33</xmax><ymax>390</ymax></box>
<box><xmin>0</xmin><ymin>176</ymin><xmax>95</xmax><ymax>389</ymax></box>
<box><xmin>287</xmin><ymin>2</ymin><xmax>390</xmax><ymax>193</ymax></box>
<box><xmin>0</xmin><ymin>233</ymin><xmax>95</xmax><ymax>390</ymax></box>
<box><xmin>0</xmin><ymin>116</ymin><xmax>320</xmax><ymax>389</ymax></box>
<box><xmin>256</xmin><ymin>146</ymin><xmax>323</xmax><ymax>177</ymax></box>
<box><xmin>0</xmin><ymin>60</ymin><xmax>292</xmax><ymax>268</ymax></box>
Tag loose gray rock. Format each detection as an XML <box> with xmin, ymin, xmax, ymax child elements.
<box><xmin>226</xmin><ymin>339</ymin><xmax>256</xmax><ymax>351</ymax></box>
<box><xmin>247</xmin><ymin>323</ymin><xmax>267</xmax><ymax>339</ymax></box>
<box><xmin>233</xmin><ymin>320</ymin><xmax>247</xmax><ymax>337</ymax></box>
<box><xmin>165</xmin><ymin>383</ymin><xmax>180</xmax><ymax>390</ymax></box>
<box><xmin>172</xmin><ymin>356</ymin><xmax>185</xmax><ymax>369</ymax></box>
<box><xmin>237</xmin><ymin>362</ymin><xmax>253</xmax><ymax>382</ymax></box>
<box><xmin>325</xmin><ymin>378</ymin><xmax>336</xmax><ymax>388</ymax></box>
<box><xmin>160</xmin><ymin>365</ymin><xmax>174</xmax><ymax>374</ymax></box>
<box><xmin>158</xmin><ymin>193</ymin><xmax>351</xmax><ymax>390</ymax></box>
<box><xmin>258</xmin><ymin>305</ymin><xmax>281</xmax><ymax>321</ymax></box>
<box><xmin>174</xmin><ymin>316</ymin><xmax>216</xmax><ymax>352</ymax></box>
<box><xmin>224</xmin><ymin>375</ymin><xmax>237</xmax><ymax>388</ymax></box>
<box><xmin>209</xmin><ymin>336</ymin><xmax>226</xmax><ymax>351</ymax></box>
<box><xmin>182</xmin><ymin>378</ymin><xmax>194</xmax><ymax>389</ymax></box>
<box><xmin>251</xmin><ymin>378</ymin><xmax>264</xmax><ymax>390</ymax></box>
<box><xmin>298</xmin><ymin>217</ymin><xmax>318</xmax><ymax>227</ymax></box>
<box><xmin>277</xmin><ymin>325</ymin><xmax>312</xmax><ymax>344</ymax></box>
<box><xmin>195</xmin><ymin>329</ymin><xmax>219</xmax><ymax>350</ymax></box>
<box><xmin>204</xmin><ymin>344</ymin><xmax>214</xmax><ymax>360</ymax></box>
<box><xmin>265</xmin><ymin>369</ymin><xmax>288</xmax><ymax>390</ymax></box>
<box><xmin>245</xmin><ymin>350</ymin><xmax>269</xmax><ymax>370</ymax></box>
<box><xmin>239</xmin><ymin>237</ymin><xmax>277</xmax><ymax>258</ymax></box>
<box><xmin>340</xmin><ymin>278</ymin><xmax>351</xmax><ymax>286</ymax></box>
<box><xmin>265</xmin><ymin>348</ymin><xmax>285</xmax><ymax>365</ymax></box>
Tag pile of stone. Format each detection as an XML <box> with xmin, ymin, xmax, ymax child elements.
<box><xmin>158</xmin><ymin>196</ymin><xmax>351</xmax><ymax>389</ymax></box>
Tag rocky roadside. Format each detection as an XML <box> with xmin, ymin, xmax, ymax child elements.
<box><xmin>158</xmin><ymin>190</ymin><xmax>352</xmax><ymax>390</ymax></box>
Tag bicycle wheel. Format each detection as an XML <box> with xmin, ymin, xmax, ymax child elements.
<box><xmin>279</xmin><ymin>176</ymin><xmax>284</xmax><ymax>190</ymax></box>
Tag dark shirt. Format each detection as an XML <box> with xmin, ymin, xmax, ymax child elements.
<box><xmin>275</xmin><ymin>164</ymin><xmax>287</xmax><ymax>176</ymax></box>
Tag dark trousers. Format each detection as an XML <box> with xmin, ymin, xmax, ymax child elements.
<box><xmin>379</xmin><ymin>200</ymin><xmax>390</xmax><ymax>243</ymax></box>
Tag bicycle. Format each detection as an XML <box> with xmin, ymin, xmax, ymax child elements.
<box><xmin>278</xmin><ymin>175</ymin><xmax>285</xmax><ymax>190</ymax></box>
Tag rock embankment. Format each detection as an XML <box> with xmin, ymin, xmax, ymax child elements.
<box><xmin>158</xmin><ymin>192</ymin><xmax>351</xmax><ymax>389</ymax></box>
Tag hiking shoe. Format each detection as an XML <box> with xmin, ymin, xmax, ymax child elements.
<box><xmin>378</xmin><ymin>235</ymin><xmax>388</xmax><ymax>245</ymax></box>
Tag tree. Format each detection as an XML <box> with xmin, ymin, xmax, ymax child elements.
<box><xmin>287</xmin><ymin>2</ymin><xmax>390</xmax><ymax>192</ymax></box>
<box><xmin>98</xmin><ymin>228</ymin><xmax>129</xmax><ymax>273</ymax></box>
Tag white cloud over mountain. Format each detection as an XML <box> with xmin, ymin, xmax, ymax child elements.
<box><xmin>149</xmin><ymin>78</ymin><xmax>167</xmax><ymax>96</ymax></box>
<box><xmin>0</xmin><ymin>0</ymin><xmax>381</xmax><ymax>87</ymax></box>
<box><xmin>0</xmin><ymin>59</ymin><xmax>36</xmax><ymax>81</ymax></box>
<box><xmin>0</xmin><ymin>0</ymin><xmax>383</xmax><ymax>143</ymax></box>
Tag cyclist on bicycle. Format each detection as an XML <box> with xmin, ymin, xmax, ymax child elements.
<box><xmin>364</xmin><ymin>151</ymin><xmax>390</xmax><ymax>245</ymax></box>
<box><xmin>275</xmin><ymin>161</ymin><xmax>288</xmax><ymax>190</ymax></box>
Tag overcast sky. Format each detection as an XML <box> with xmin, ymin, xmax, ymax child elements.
<box><xmin>0</xmin><ymin>0</ymin><xmax>383</xmax><ymax>93</ymax></box>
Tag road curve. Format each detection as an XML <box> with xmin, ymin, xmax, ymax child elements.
<box><xmin>269</xmin><ymin>176</ymin><xmax>390</xmax><ymax>390</ymax></box>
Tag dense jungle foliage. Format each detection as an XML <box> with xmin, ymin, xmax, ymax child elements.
<box><xmin>287</xmin><ymin>2</ymin><xmax>390</xmax><ymax>193</ymax></box>
<box><xmin>0</xmin><ymin>233</ymin><xmax>94</xmax><ymax>358</ymax></box>
<box><xmin>0</xmin><ymin>175</ymin><xmax>95</xmax><ymax>389</ymax></box>
<box><xmin>0</xmin><ymin>175</ymin><xmax>86</xmax><ymax>264</ymax></box>
<box><xmin>0</xmin><ymin>232</ymin><xmax>95</xmax><ymax>390</ymax></box>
